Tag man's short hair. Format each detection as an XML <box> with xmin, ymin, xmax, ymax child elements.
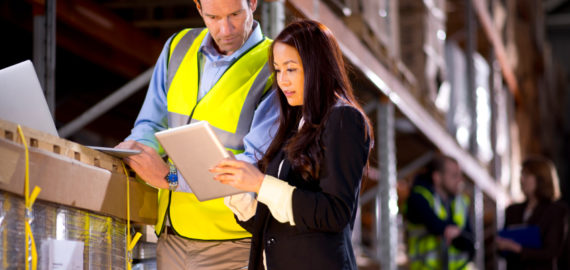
<box><xmin>194</xmin><ymin>0</ymin><xmax>252</xmax><ymax>8</ymax></box>
<box><xmin>426</xmin><ymin>154</ymin><xmax>457</xmax><ymax>176</ymax></box>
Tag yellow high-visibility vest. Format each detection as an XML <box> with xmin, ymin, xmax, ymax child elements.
<box><xmin>156</xmin><ymin>28</ymin><xmax>273</xmax><ymax>240</ymax></box>
<box><xmin>407</xmin><ymin>185</ymin><xmax>471</xmax><ymax>270</ymax></box>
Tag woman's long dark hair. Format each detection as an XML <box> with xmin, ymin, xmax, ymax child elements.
<box><xmin>259</xmin><ymin>20</ymin><xmax>373</xmax><ymax>180</ymax></box>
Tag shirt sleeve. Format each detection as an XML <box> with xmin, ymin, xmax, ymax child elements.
<box><xmin>124</xmin><ymin>36</ymin><xmax>173</xmax><ymax>154</ymax></box>
<box><xmin>257</xmin><ymin>175</ymin><xmax>296</xmax><ymax>225</ymax></box>
<box><xmin>224</xmin><ymin>192</ymin><xmax>259</xmax><ymax>221</ymax></box>
<box><xmin>235</xmin><ymin>89</ymin><xmax>279</xmax><ymax>164</ymax></box>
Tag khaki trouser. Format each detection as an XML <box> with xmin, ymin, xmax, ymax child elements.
<box><xmin>156</xmin><ymin>231</ymin><xmax>251</xmax><ymax>270</ymax></box>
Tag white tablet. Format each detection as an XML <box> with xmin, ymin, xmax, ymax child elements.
<box><xmin>87</xmin><ymin>146</ymin><xmax>141</xmax><ymax>158</ymax></box>
<box><xmin>155</xmin><ymin>121</ymin><xmax>244</xmax><ymax>201</ymax></box>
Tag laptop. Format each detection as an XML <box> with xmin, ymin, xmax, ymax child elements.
<box><xmin>0</xmin><ymin>60</ymin><xmax>59</xmax><ymax>136</ymax></box>
<box><xmin>155</xmin><ymin>121</ymin><xmax>244</xmax><ymax>201</ymax></box>
<box><xmin>0</xmin><ymin>60</ymin><xmax>139</xmax><ymax>157</ymax></box>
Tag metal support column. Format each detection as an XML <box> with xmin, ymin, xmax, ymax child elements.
<box><xmin>466</xmin><ymin>0</ymin><xmax>478</xmax><ymax>156</ymax></box>
<box><xmin>488</xmin><ymin>0</ymin><xmax>508</xmax><ymax>268</ymax></box>
<box><xmin>473</xmin><ymin>186</ymin><xmax>485</xmax><ymax>268</ymax></box>
<box><xmin>261</xmin><ymin>0</ymin><xmax>285</xmax><ymax>39</ymax></box>
<box><xmin>466</xmin><ymin>0</ymin><xmax>485</xmax><ymax>269</ymax></box>
<box><xmin>376</xmin><ymin>98</ymin><xmax>398</xmax><ymax>270</ymax></box>
<box><xmin>33</xmin><ymin>0</ymin><xmax>57</xmax><ymax>117</ymax></box>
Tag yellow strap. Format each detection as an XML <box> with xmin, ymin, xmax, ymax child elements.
<box><xmin>28</xmin><ymin>187</ymin><xmax>41</xmax><ymax>209</ymax></box>
<box><xmin>17</xmin><ymin>125</ymin><xmax>40</xmax><ymax>270</ymax></box>
<box><xmin>106</xmin><ymin>217</ymin><xmax>112</xmax><ymax>270</ymax></box>
<box><xmin>122</xmin><ymin>162</ymin><xmax>141</xmax><ymax>270</ymax></box>
<box><xmin>24</xmin><ymin>223</ymin><xmax>37</xmax><ymax>270</ymax></box>
<box><xmin>84</xmin><ymin>213</ymin><xmax>90</xmax><ymax>255</ymax></box>
<box><xmin>128</xmin><ymin>233</ymin><xmax>142</xmax><ymax>251</ymax></box>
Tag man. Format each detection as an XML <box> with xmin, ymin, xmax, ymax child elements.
<box><xmin>405</xmin><ymin>155</ymin><xmax>475</xmax><ymax>270</ymax></box>
<box><xmin>115</xmin><ymin>0</ymin><xmax>278</xmax><ymax>268</ymax></box>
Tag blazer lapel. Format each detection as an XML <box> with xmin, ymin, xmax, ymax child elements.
<box><xmin>278</xmin><ymin>159</ymin><xmax>291</xmax><ymax>180</ymax></box>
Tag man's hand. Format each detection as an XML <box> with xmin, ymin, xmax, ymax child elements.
<box><xmin>443</xmin><ymin>225</ymin><xmax>461</xmax><ymax>245</ymax></box>
<box><xmin>115</xmin><ymin>140</ymin><xmax>169</xmax><ymax>189</ymax></box>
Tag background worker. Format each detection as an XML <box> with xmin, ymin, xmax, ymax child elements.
<box><xmin>405</xmin><ymin>154</ymin><xmax>475</xmax><ymax>270</ymax></box>
<box><xmin>115</xmin><ymin>0</ymin><xmax>278</xmax><ymax>269</ymax></box>
<box><xmin>496</xmin><ymin>156</ymin><xmax>569</xmax><ymax>270</ymax></box>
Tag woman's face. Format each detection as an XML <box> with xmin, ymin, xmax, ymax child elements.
<box><xmin>272</xmin><ymin>42</ymin><xmax>305</xmax><ymax>106</ymax></box>
<box><xmin>521</xmin><ymin>170</ymin><xmax>537</xmax><ymax>199</ymax></box>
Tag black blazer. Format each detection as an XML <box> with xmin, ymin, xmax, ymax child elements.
<box><xmin>502</xmin><ymin>200</ymin><xmax>569</xmax><ymax>270</ymax></box>
<box><xmin>237</xmin><ymin>106</ymin><xmax>371</xmax><ymax>270</ymax></box>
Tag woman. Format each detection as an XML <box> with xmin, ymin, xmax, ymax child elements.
<box><xmin>210</xmin><ymin>20</ymin><xmax>373</xmax><ymax>270</ymax></box>
<box><xmin>496</xmin><ymin>156</ymin><xmax>568</xmax><ymax>270</ymax></box>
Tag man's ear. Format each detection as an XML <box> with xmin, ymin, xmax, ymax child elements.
<box><xmin>249</xmin><ymin>0</ymin><xmax>258</xmax><ymax>12</ymax></box>
<box><xmin>432</xmin><ymin>172</ymin><xmax>441</xmax><ymax>186</ymax></box>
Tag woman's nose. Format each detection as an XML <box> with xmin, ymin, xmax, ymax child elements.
<box><xmin>278</xmin><ymin>73</ymin><xmax>289</xmax><ymax>85</ymax></box>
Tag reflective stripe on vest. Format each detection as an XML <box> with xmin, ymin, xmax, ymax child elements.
<box><xmin>407</xmin><ymin>186</ymin><xmax>470</xmax><ymax>270</ymax></box>
<box><xmin>155</xmin><ymin>28</ymin><xmax>274</xmax><ymax>240</ymax></box>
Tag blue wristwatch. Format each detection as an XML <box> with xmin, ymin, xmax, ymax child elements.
<box><xmin>165</xmin><ymin>161</ymin><xmax>178</xmax><ymax>191</ymax></box>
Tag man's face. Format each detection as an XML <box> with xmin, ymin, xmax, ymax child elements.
<box><xmin>438</xmin><ymin>160</ymin><xmax>463</xmax><ymax>196</ymax></box>
<box><xmin>197</xmin><ymin>0</ymin><xmax>256</xmax><ymax>56</ymax></box>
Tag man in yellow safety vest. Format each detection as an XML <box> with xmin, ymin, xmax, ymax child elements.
<box><xmin>405</xmin><ymin>155</ymin><xmax>475</xmax><ymax>270</ymax></box>
<box><xmin>116</xmin><ymin>0</ymin><xmax>277</xmax><ymax>269</ymax></box>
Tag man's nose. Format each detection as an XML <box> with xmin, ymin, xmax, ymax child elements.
<box><xmin>219</xmin><ymin>17</ymin><xmax>233</xmax><ymax>35</ymax></box>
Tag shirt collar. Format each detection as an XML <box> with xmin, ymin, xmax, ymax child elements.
<box><xmin>199</xmin><ymin>21</ymin><xmax>263</xmax><ymax>60</ymax></box>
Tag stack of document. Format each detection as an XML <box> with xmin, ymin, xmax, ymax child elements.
<box><xmin>498</xmin><ymin>225</ymin><xmax>542</xmax><ymax>248</ymax></box>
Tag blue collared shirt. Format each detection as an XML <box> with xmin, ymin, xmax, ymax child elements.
<box><xmin>126</xmin><ymin>22</ymin><xmax>279</xmax><ymax>192</ymax></box>
<box><xmin>198</xmin><ymin>21</ymin><xmax>265</xmax><ymax>101</ymax></box>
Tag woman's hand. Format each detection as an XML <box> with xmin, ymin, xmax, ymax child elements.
<box><xmin>496</xmin><ymin>236</ymin><xmax>522</xmax><ymax>253</ymax></box>
<box><xmin>210</xmin><ymin>159</ymin><xmax>265</xmax><ymax>193</ymax></box>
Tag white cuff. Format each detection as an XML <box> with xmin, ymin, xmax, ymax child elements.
<box><xmin>224</xmin><ymin>192</ymin><xmax>257</xmax><ymax>221</ymax></box>
<box><xmin>257</xmin><ymin>175</ymin><xmax>296</xmax><ymax>225</ymax></box>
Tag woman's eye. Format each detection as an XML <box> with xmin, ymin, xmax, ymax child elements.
<box><xmin>287</xmin><ymin>68</ymin><xmax>296</xmax><ymax>72</ymax></box>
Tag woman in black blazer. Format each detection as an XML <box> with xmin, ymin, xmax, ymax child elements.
<box><xmin>210</xmin><ymin>20</ymin><xmax>373</xmax><ymax>270</ymax></box>
<box><xmin>496</xmin><ymin>156</ymin><xmax>569</xmax><ymax>270</ymax></box>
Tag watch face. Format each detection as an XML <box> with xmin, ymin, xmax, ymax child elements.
<box><xmin>166</xmin><ymin>173</ymin><xmax>178</xmax><ymax>183</ymax></box>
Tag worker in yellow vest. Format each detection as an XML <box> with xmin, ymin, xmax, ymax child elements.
<box><xmin>405</xmin><ymin>155</ymin><xmax>475</xmax><ymax>270</ymax></box>
<box><xmin>115</xmin><ymin>0</ymin><xmax>278</xmax><ymax>269</ymax></box>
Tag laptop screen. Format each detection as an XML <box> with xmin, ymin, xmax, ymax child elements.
<box><xmin>0</xmin><ymin>60</ymin><xmax>59</xmax><ymax>137</ymax></box>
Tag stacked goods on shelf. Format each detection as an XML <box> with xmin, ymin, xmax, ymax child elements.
<box><xmin>399</xmin><ymin>0</ymin><xmax>447</xmax><ymax>120</ymax></box>
<box><xmin>0</xmin><ymin>118</ymin><xmax>157</xmax><ymax>268</ymax></box>
<box><xmin>0</xmin><ymin>192</ymin><xmax>127</xmax><ymax>268</ymax></box>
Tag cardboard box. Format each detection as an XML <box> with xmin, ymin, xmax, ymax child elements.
<box><xmin>0</xmin><ymin>119</ymin><xmax>157</xmax><ymax>224</ymax></box>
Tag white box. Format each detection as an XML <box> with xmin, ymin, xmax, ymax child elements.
<box><xmin>41</xmin><ymin>239</ymin><xmax>84</xmax><ymax>270</ymax></box>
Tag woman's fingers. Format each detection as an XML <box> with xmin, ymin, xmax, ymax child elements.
<box><xmin>211</xmin><ymin>159</ymin><xmax>263</xmax><ymax>193</ymax></box>
<box><xmin>214</xmin><ymin>173</ymin><xmax>234</xmax><ymax>184</ymax></box>
<box><xmin>210</xmin><ymin>165</ymin><xmax>242</xmax><ymax>176</ymax></box>
<box><xmin>216</xmin><ymin>158</ymin><xmax>247</xmax><ymax>168</ymax></box>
